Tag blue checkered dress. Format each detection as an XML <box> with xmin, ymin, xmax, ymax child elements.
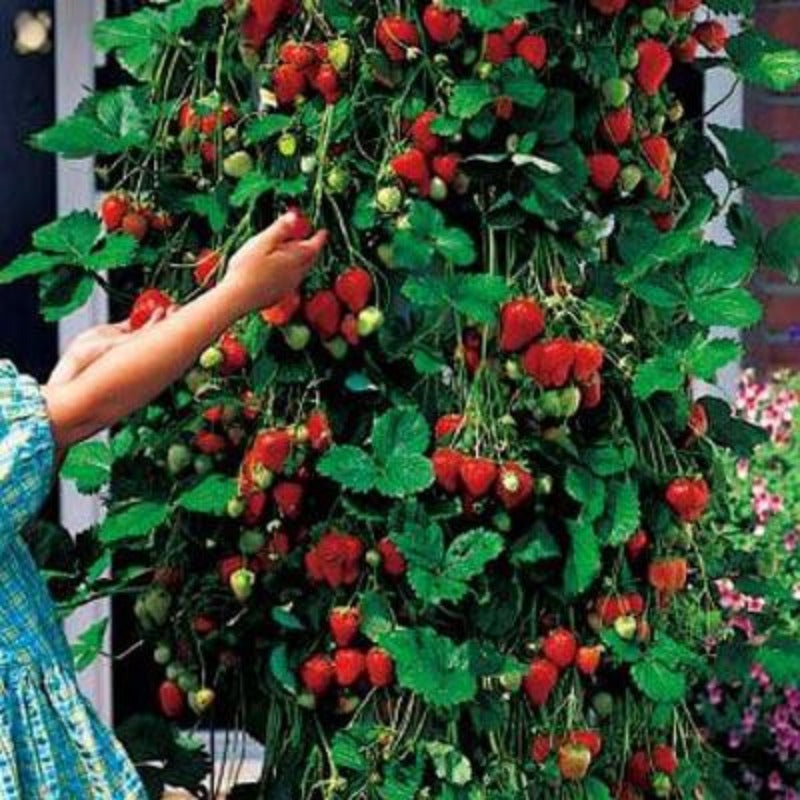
<box><xmin>0</xmin><ymin>360</ymin><xmax>147</xmax><ymax>799</ymax></box>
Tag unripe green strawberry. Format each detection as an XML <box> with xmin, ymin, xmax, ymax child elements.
<box><xmin>194</xmin><ymin>454</ymin><xmax>214</xmax><ymax>475</ymax></box>
<box><xmin>365</xmin><ymin>549</ymin><xmax>382</xmax><ymax>569</ymax></box>
<box><xmin>651</xmin><ymin>773</ymin><xmax>673</xmax><ymax>798</ymax></box>
<box><xmin>429</xmin><ymin>176</ymin><xmax>448</xmax><ymax>201</ymax></box>
<box><xmin>619</xmin><ymin>46</ymin><xmax>640</xmax><ymax>70</ymax></box>
<box><xmin>300</xmin><ymin>154</ymin><xmax>317</xmax><ymax>174</ymax></box>
<box><xmin>667</xmin><ymin>101</ymin><xmax>684</xmax><ymax>123</ymax></box>
<box><xmin>143</xmin><ymin>586</ymin><xmax>172</xmax><ymax>626</ymax></box>
<box><xmin>476</xmin><ymin>61</ymin><xmax>493</xmax><ymax>79</ymax></box>
<box><xmin>592</xmin><ymin>691</ymin><xmax>614</xmax><ymax>717</ymax></box>
<box><xmin>178</xmin><ymin>672</ymin><xmax>200</xmax><ymax>693</ymax></box>
<box><xmin>323</xmin><ymin>336</ymin><xmax>348</xmax><ymax>360</ymax></box>
<box><xmin>227</xmin><ymin>496</ymin><xmax>246</xmax><ymax>518</ymax></box>
<box><xmin>230</xmin><ymin>567</ymin><xmax>256</xmax><ymax>602</ymax></box>
<box><xmin>642</xmin><ymin>7</ymin><xmax>667</xmax><ymax>34</ymax></box>
<box><xmin>283</xmin><ymin>323</ymin><xmax>311</xmax><ymax>350</ymax></box>
<box><xmin>356</xmin><ymin>306</ymin><xmax>384</xmax><ymax>337</ymax></box>
<box><xmin>601</xmin><ymin>78</ymin><xmax>631</xmax><ymax>108</ymax></box>
<box><xmin>536</xmin><ymin>390</ymin><xmax>565</xmax><ymax>419</ymax></box>
<box><xmin>376</xmin><ymin>186</ymin><xmax>402</xmax><ymax>213</ymax></box>
<box><xmin>377</xmin><ymin>243</ymin><xmax>394</xmax><ymax>265</ymax></box>
<box><xmin>167</xmin><ymin>443</ymin><xmax>193</xmax><ymax>476</ymax></box>
<box><xmin>200</xmin><ymin>346</ymin><xmax>224</xmax><ymax>369</ymax></box>
<box><xmin>223</xmin><ymin>150</ymin><xmax>254</xmax><ymax>178</ymax></box>
<box><xmin>557</xmin><ymin>386</ymin><xmax>582</xmax><ymax>417</ymax></box>
<box><xmin>326</xmin><ymin>165</ymin><xmax>350</xmax><ymax>193</ymax></box>
<box><xmin>296</xmin><ymin>691</ymin><xmax>317</xmax><ymax>709</ymax></box>
<box><xmin>154</xmin><ymin>643</ymin><xmax>172</xmax><ymax>665</ymax></box>
<box><xmin>504</xmin><ymin>359</ymin><xmax>523</xmax><ymax>381</ymax></box>
<box><xmin>650</xmin><ymin>113</ymin><xmax>666</xmax><ymax>135</ymax></box>
<box><xmin>278</xmin><ymin>132</ymin><xmax>297</xmax><ymax>157</ymax></box>
<box><xmin>537</xmin><ymin>475</ymin><xmax>553</xmax><ymax>495</ymax></box>
<box><xmin>239</xmin><ymin>529</ymin><xmax>266</xmax><ymax>555</ymax></box>
<box><xmin>619</xmin><ymin>164</ymin><xmax>644</xmax><ymax>193</ymax></box>
<box><xmin>499</xmin><ymin>671</ymin><xmax>523</xmax><ymax>692</ymax></box>
<box><xmin>614</xmin><ymin>614</ymin><xmax>637</xmax><ymax>640</ymax></box>
<box><xmin>165</xmin><ymin>663</ymin><xmax>182</xmax><ymax>681</ymax></box>
<box><xmin>328</xmin><ymin>38</ymin><xmax>351</xmax><ymax>71</ymax></box>
<box><xmin>492</xmin><ymin>510</ymin><xmax>512</xmax><ymax>532</ymax></box>
<box><xmin>185</xmin><ymin>368</ymin><xmax>209</xmax><ymax>394</ymax></box>
<box><xmin>251</xmin><ymin>462</ymin><xmax>274</xmax><ymax>491</ymax></box>
<box><xmin>191</xmin><ymin>687</ymin><xmax>216</xmax><ymax>714</ymax></box>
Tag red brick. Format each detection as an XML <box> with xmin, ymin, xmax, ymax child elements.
<box><xmin>745</xmin><ymin>98</ymin><xmax>800</xmax><ymax>141</ymax></box>
<box><xmin>755</xmin><ymin>5</ymin><xmax>800</xmax><ymax>49</ymax></box>
<box><xmin>763</xmin><ymin>294</ymin><xmax>800</xmax><ymax>330</ymax></box>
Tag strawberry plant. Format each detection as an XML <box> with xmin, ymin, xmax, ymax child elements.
<box><xmin>5</xmin><ymin>0</ymin><xmax>800</xmax><ymax>797</ymax></box>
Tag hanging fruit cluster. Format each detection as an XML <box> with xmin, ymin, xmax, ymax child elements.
<box><xmin>9</xmin><ymin>0</ymin><xmax>800</xmax><ymax>796</ymax></box>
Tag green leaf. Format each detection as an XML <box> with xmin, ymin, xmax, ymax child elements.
<box><xmin>268</xmin><ymin>643</ymin><xmax>298</xmax><ymax>694</ymax></box>
<box><xmin>34</xmin><ymin>212</ymin><xmax>100</xmax><ymax>259</ymax></box>
<box><xmin>510</xmin><ymin>524</ymin><xmax>561</xmax><ymax>565</ymax></box>
<box><xmin>176</xmin><ymin>474</ymin><xmax>237</xmax><ymax>515</ymax></box>
<box><xmin>685</xmin><ymin>337</ymin><xmax>742</xmax><ymax>380</ymax></box>
<box><xmin>728</xmin><ymin>30</ymin><xmax>800</xmax><ymax>92</ymax></box>
<box><xmin>500</xmin><ymin>62</ymin><xmax>546</xmax><ymax>108</ymax></box>
<box><xmin>710</xmin><ymin>125</ymin><xmax>776</xmax><ymax>179</ymax></box>
<box><xmin>604</xmin><ymin>481</ymin><xmax>641</xmax><ymax>546</ymax></box>
<box><xmin>372</xmin><ymin>408</ymin><xmax>430</xmax><ymax>459</ymax></box>
<box><xmin>449</xmin><ymin>81</ymin><xmax>494</xmax><ymax>119</ymax></box>
<box><xmin>700</xmin><ymin>396</ymin><xmax>769</xmax><ymax>456</ymax></box>
<box><xmin>61</xmin><ymin>441</ymin><xmax>112</xmax><ymax>493</ymax></box>
<box><xmin>564</xmin><ymin>466</ymin><xmax>605</xmax><ymax>522</ymax></box>
<box><xmin>633</xmin><ymin>353</ymin><xmax>684</xmax><ymax>400</ymax></box>
<box><xmin>629</xmin><ymin>271</ymin><xmax>685</xmax><ymax>310</ymax></box>
<box><xmin>378</xmin><ymin>627</ymin><xmax>477</xmax><ymax>707</ymax></box>
<box><xmin>688</xmin><ymin>288</ymin><xmax>762</xmax><ymax>328</ymax></box>
<box><xmin>749</xmin><ymin>164</ymin><xmax>800</xmax><ymax>197</ymax></box>
<box><xmin>434</xmin><ymin>227</ymin><xmax>477</xmax><ymax>266</ymax></box>
<box><xmin>445</xmin><ymin>528</ymin><xmax>504</xmax><ymax>582</ymax></box>
<box><xmin>563</xmin><ymin>520</ymin><xmax>601</xmax><ymax>598</ymax></box>
<box><xmin>631</xmin><ymin>659</ymin><xmax>687</xmax><ymax>704</ymax></box>
<box><xmin>584</xmin><ymin>440</ymin><xmax>636</xmax><ymax>476</ymax></box>
<box><xmin>318</xmin><ymin>445</ymin><xmax>376</xmax><ymax>493</ymax></box>
<box><xmin>71</xmin><ymin>617</ymin><xmax>109</xmax><ymax>672</ymax></box>
<box><xmin>443</xmin><ymin>0</ymin><xmax>551</xmax><ymax>29</ymax></box>
<box><xmin>39</xmin><ymin>270</ymin><xmax>95</xmax><ymax>322</ymax></box>
<box><xmin>375</xmin><ymin>452</ymin><xmax>434</xmax><ymax>497</ymax></box>
<box><xmin>360</xmin><ymin>591</ymin><xmax>394</xmax><ymax>640</ymax></box>
<box><xmin>85</xmin><ymin>233</ymin><xmax>139</xmax><ymax>271</ymax></box>
<box><xmin>425</xmin><ymin>741</ymin><xmax>473</xmax><ymax>786</ymax></box>
<box><xmin>0</xmin><ymin>252</ymin><xmax>60</xmax><ymax>284</ymax></box>
<box><xmin>100</xmin><ymin>500</ymin><xmax>169</xmax><ymax>543</ymax></box>
<box><xmin>685</xmin><ymin>244</ymin><xmax>755</xmax><ymax>294</ymax></box>
<box><xmin>244</xmin><ymin>114</ymin><xmax>293</xmax><ymax>145</ymax></box>
<box><xmin>762</xmin><ymin>215</ymin><xmax>800</xmax><ymax>281</ymax></box>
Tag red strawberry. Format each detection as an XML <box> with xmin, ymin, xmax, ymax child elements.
<box><xmin>243</xmin><ymin>491</ymin><xmax>268</xmax><ymax>525</ymax></box>
<box><xmin>522</xmin><ymin>339</ymin><xmax>576</xmax><ymax>388</ymax></box>
<box><xmin>459</xmin><ymin>456</ymin><xmax>498</xmax><ymax>498</ymax></box>
<box><xmin>485</xmin><ymin>32</ymin><xmax>512</xmax><ymax>64</ymax></box>
<box><xmin>409</xmin><ymin>110</ymin><xmax>441</xmax><ymax>155</ymax></box>
<box><xmin>273</xmin><ymin>481</ymin><xmax>304</xmax><ymax>519</ymax></box>
<box><xmin>333</xmin><ymin>648</ymin><xmax>366</xmax><ymax>687</ymax></box>
<box><xmin>340</xmin><ymin>314</ymin><xmax>360</xmax><ymax>346</ymax></box>
<box><xmin>391</xmin><ymin>148</ymin><xmax>430</xmax><ymax>195</ymax></box>
<box><xmin>648</xmin><ymin>557</ymin><xmax>688</xmax><ymax>594</ymax></box>
<box><xmin>673</xmin><ymin>36</ymin><xmax>699</xmax><ymax>63</ymax></box>
<box><xmin>665</xmin><ymin>477</ymin><xmax>710</xmax><ymax>522</ymax></box>
<box><xmin>218</xmin><ymin>554</ymin><xmax>248</xmax><ymax>586</ymax></box>
<box><xmin>687</xmin><ymin>402</ymin><xmax>708</xmax><ymax>438</ymax></box>
<box><xmin>252</xmin><ymin>429</ymin><xmax>292</xmax><ymax>473</ymax></box>
<box><xmin>432</xmin><ymin>153</ymin><xmax>460</xmax><ymax>184</ymax></box>
<box><xmin>158</xmin><ymin>680</ymin><xmax>185</xmax><ymax>719</ymax></box>
<box><xmin>329</xmin><ymin>607</ymin><xmax>361</xmax><ymax>647</ymax></box>
<box><xmin>625</xmin><ymin>529</ymin><xmax>650</xmax><ymax>562</ymax></box>
<box><xmin>273</xmin><ymin>64</ymin><xmax>307</xmax><ymax>106</ymax></box>
<box><xmin>496</xmin><ymin>462</ymin><xmax>534</xmax><ymax>510</ymax></box>
<box><xmin>194</xmin><ymin>248</ymin><xmax>221</xmax><ymax>286</ymax></box>
<box><xmin>335</xmin><ymin>267</ymin><xmax>373</xmax><ymax>313</ymax></box>
<box><xmin>121</xmin><ymin>211</ymin><xmax>149</xmax><ymax>242</ymax></box>
<box><xmin>261</xmin><ymin>290</ymin><xmax>302</xmax><ymax>326</ymax></box>
<box><xmin>523</xmin><ymin>658</ymin><xmax>559</xmax><ymax>707</ymax></box>
<box><xmin>365</xmin><ymin>647</ymin><xmax>395</xmax><ymax>687</ymax></box>
<box><xmin>200</xmin><ymin>141</ymin><xmax>217</xmax><ymax>164</ymax></box>
<box><xmin>531</xmin><ymin>733</ymin><xmax>553</xmax><ymax>763</ymax></box>
<box><xmin>422</xmin><ymin>4</ymin><xmax>462</xmax><ymax>44</ymax></box>
<box><xmin>598</xmin><ymin>108</ymin><xmax>634</xmax><ymax>147</ymax></box>
<box><xmin>178</xmin><ymin>101</ymin><xmax>198</xmax><ymax>130</ymax></box>
<box><xmin>499</xmin><ymin>298</ymin><xmax>546</xmax><ymax>352</ymax></box>
<box><xmin>285</xmin><ymin>206</ymin><xmax>313</xmax><ymax>239</ymax></box>
<box><xmin>376</xmin><ymin>15</ymin><xmax>420</xmax><ymax>61</ymax></box>
<box><xmin>580</xmin><ymin>373</ymin><xmax>603</xmax><ymax>409</ymax></box>
<box><xmin>575</xmin><ymin>645</ymin><xmax>602</xmax><ymax>676</ymax></box>
<box><xmin>568</xmin><ymin>730</ymin><xmax>603</xmax><ymax>758</ymax></box>
<box><xmin>642</xmin><ymin>135</ymin><xmax>672</xmax><ymax>176</ymax></box>
<box><xmin>636</xmin><ymin>40</ymin><xmax>673</xmax><ymax>96</ymax></box>
<box><xmin>219</xmin><ymin>332</ymin><xmax>248</xmax><ymax>375</ymax></box>
<box><xmin>494</xmin><ymin>97</ymin><xmax>514</xmax><ymax>120</ymax></box>
<box><xmin>572</xmin><ymin>341</ymin><xmax>604</xmax><ymax>383</ymax></box>
<box><xmin>279</xmin><ymin>41</ymin><xmax>318</xmax><ymax>70</ymax></box>
<box><xmin>502</xmin><ymin>19</ymin><xmax>527</xmax><ymax>44</ymax></box>
<box><xmin>694</xmin><ymin>20</ymin><xmax>728</xmax><ymax>53</ymax></box>
<box><xmin>542</xmin><ymin>628</ymin><xmax>578</xmax><ymax>669</ymax></box>
<box><xmin>589</xmin><ymin>0</ymin><xmax>628</xmax><ymax>13</ymax></box>
<box><xmin>652</xmin><ymin>211</ymin><xmax>675</xmax><ymax>232</ymax></box>
<box><xmin>433</xmin><ymin>448</ymin><xmax>463</xmax><ymax>493</ymax></box>
<box><xmin>558</xmin><ymin>743</ymin><xmax>591</xmax><ymax>781</ymax></box>
<box><xmin>587</xmin><ymin>153</ymin><xmax>621</xmax><ymax>192</ymax></box>
<box><xmin>100</xmin><ymin>194</ymin><xmax>128</xmax><ymax>231</ymax></box>
<box><xmin>671</xmin><ymin>0</ymin><xmax>701</xmax><ymax>15</ymax></box>
<box><xmin>304</xmin><ymin>290</ymin><xmax>342</xmax><ymax>339</ymax></box>
<box><xmin>435</xmin><ymin>414</ymin><xmax>465</xmax><ymax>440</ymax></box>
<box><xmin>376</xmin><ymin>537</ymin><xmax>407</xmax><ymax>577</ymax></box>
<box><xmin>307</xmin><ymin>410</ymin><xmax>332</xmax><ymax>451</ymax></box>
<box><xmin>651</xmin><ymin>744</ymin><xmax>678</xmax><ymax>775</ymax></box>
<box><xmin>129</xmin><ymin>288</ymin><xmax>173</xmax><ymax>330</ymax></box>
<box><xmin>515</xmin><ymin>34</ymin><xmax>547</xmax><ymax>69</ymax></box>
<box><xmin>300</xmin><ymin>653</ymin><xmax>335</xmax><ymax>696</ymax></box>
<box><xmin>194</xmin><ymin>431</ymin><xmax>227</xmax><ymax>454</ymax></box>
<box><xmin>626</xmin><ymin>751</ymin><xmax>652</xmax><ymax>790</ymax></box>
<box><xmin>311</xmin><ymin>64</ymin><xmax>341</xmax><ymax>105</ymax></box>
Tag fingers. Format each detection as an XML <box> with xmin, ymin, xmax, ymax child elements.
<box><xmin>241</xmin><ymin>211</ymin><xmax>304</xmax><ymax>260</ymax></box>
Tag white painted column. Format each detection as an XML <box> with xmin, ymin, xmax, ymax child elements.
<box><xmin>55</xmin><ymin>0</ymin><xmax>113</xmax><ymax>724</ymax></box>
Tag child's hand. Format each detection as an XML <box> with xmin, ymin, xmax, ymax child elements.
<box><xmin>223</xmin><ymin>211</ymin><xmax>328</xmax><ymax>312</ymax></box>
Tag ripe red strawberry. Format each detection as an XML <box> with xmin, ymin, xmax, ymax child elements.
<box><xmin>376</xmin><ymin>15</ymin><xmax>420</xmax><ymax>61</ymax></box>
<box><xmin>435</xmin><ymin>414</ymin><xmax>465</xmax><ymax>440</ymax></box>
<box><xmin>273</xmin><ymin>481</ymin><xmax>304</xmax><ymax>519</ymax></box>
<box><xmin>515</xmin><ymin>34</ymin><xmax>547</xmax><ymax>69</ymax></box>
<box><xmin>178</xmin><ymin>101</ymin><xmax>198</xmax><ymax>130</ymax></box>
<box><xmin>558</xmin><ymin>743</ymin><xmax>592</xmax><ymax>781</ymax></box>
<box><xmin>218</xmin><ymin>554</ymin><xmax>248</xmax><ymax>586</ymax></box>
<box><xmin>261</xmin><ymin>290</ymin><xmax>302</xmax><ymax>326</ymax></box>
<box><xmin>598</xmin><ymin>108</ymin><xmax>634</xmax><ymax>146</ymax></box>
<box><xmin>531</xmin><ymin>733</ymin><xmax>553</xmax><ymax>763</ymax></box>
<box><xmin>243</xmin><ymin>491</ymin><xmax>268</xmax><ymax>525</ymax></box>
<box><xmin>496</xmin><ymin>462</ymin><xmax>534</xmax><ymax>510</ymax></box>
<box><xmin>499</xmin><ymin>298</ymin><xmax>546</xmax><ymax>352</ymax></box>
<box><xmin>219</xmin><ymin>332</ymin><xmax>248</xmax><ymax>375</ymax></box>
<box><xmin>626</xmin><ymin>750</ymin><xmax>652</xmax><ymax>790</ymax></box>
<box><xmin>340</xmin><ymin>314</ymin><xmax>360</xmax><ymax>346</ymax></box>
<box><xmin>329</xmin><ymin>606</ymin><xmax>361</xmax><ymax>647</ymax></box>
<box><xmin>365</xmin><ymin>647</ymin><xmax>395</xmax><ymax>687</ymax></box>
<box><xmin>648</xmin><ymin>557</ymin><xmax>688</xmax><ymax>594</ymax></box>
<box><xmin>409</xmin><ymin>110</ymin><xmax>441</xmax><ymax>155</ymax></box>
<box><xmin>158</xmin><ymin>680</ymin><xmax>185</xmax><ymax>719</ymax></box>
<box><xmin>433</xmin><ymin>448</ymin><xmax>463</xmax><ymax>493</ymax></box>
<box><xmin>285</xmin><ymin>206</ymin><xmax>313</xmax><ymax>239</ymax></box>
<box><xmin>542</xmin><ymin>628</ymin><xmax>578</xmax><ymax>669</ymax></box>
<box><xmin>194</xmin><ymin>431</ymin><xmax>227</xmax><ymax>454</ymax></box>
<box><xmin>333</xmin><ymin>648</ymin><xmax>366</xmax><ymax>687</ymax></box>
<box><xmin>130</xmin><ymin>288</ymin><xmax>173</xmax><ymax>330</ymax></box>
<box><xmin>335</xmin><ymin>267</ymin><xmax>373</xmax><ymax>313</ymax></box>
<box><xmin>651</xmin><ymin>744</ymin><xmax>678</xmax><ymax>775</ymax></box>
<box><xmin>422</xmin><ymin>4</ymin><xmax>462</xmax><ymax>44</ymax></box>
<box><xmin>687</xmin><ymin>402</ymin><xmax>708</xmax><ymax>438</ymax></box>
<box><xmin>390</xmin><ymin>148</ymin><xmax>430</xmax><ymax>195</ymax></box>
<box><xmin>589</xmin><ymin>0</ymin><xmax>628</xmax><ymax>14</ymax></box>
<box><xmin>459</xmin><ymin>456</ymin><xmax>498</xmax><ymax>498</ymax></box>
<box><xmin>575</xmin><ymin>645</ymin><xmax>603</xmax><ymax>676</ymax></box>
<box><xmin>304</xmin><ymin>290</ymin><xmax>342</xmax><ymax>340</ymax></box>
<box><xmin>192</xmin><ymin>614</ymin><xmax>217</xmax><ymax>635</ymax></box>
<box><xmin>431</xmin><ymin>153</ymin><xmax>460</xmax><ymax>184</ymax></box>
<box><xmin>625</xmin><ymin>529</ymin><xmax>650</xmax><ymax>562</ymax></box>
<box><xmin>665</xmin><ymin>477</ymin><xmax>710</xmax><ymax>522</ymax></box>
<box><xmin>572</xmin><ymin>341</ymin><xmax>604</xmax><ymax>383</ymax></box>
<box><xmin>376</xmin><ymin>537</ymin><xmax>407</xmax><ymax>577</ymax></box>
<box><xmin>121</xmin><ymin>211</ymin><xmax>149</xmax><ymax>241</ymax></box>
<box><xmin>694</xmin><ymin>20</ymin><xmax>728</xmax><ymax>53</ymax></box>
<box><xmin>580</xmin><ymin>373</ymin><xmax>603</xmax><ymax>409</ymax></box>
<box><xmin>587</xmin><ymin>153</ymin><xmax>621</xmax><ymax>192</ymax></box>
<box><xmin>300</xmin><ymin>653</ymin><xmax>335</xmax><ymax>696</ymax></box>
<box><xmin>671</xmin><ymin>0</ymin><xmax>701</xmax><ymax>15</ymax></box>
<box><xmin>642</xmin><ymin>135</ymin><xmax>672</xmax><ymax>176</ymax></box>
<box><xmin>494</xmin><ymin>96</ymin><xmax>514</xmax><ymax>120</ymax></box>
<box><xmin>200</xmin><ymin>141</ymin><xmax>217</xmax><ymax>164</ymax></box>
<box><xmin>568</xmin><ymin>730</ymin><xmax>603</xmax><ymax>758</ymax></box>
<box><xmin>652</xmin><ymin>211</ymin><xmax>675</xmax><ymax>232</ymax></box>
<box><xmin>485</xmin><ymin>32</ymin><xmax>512</xmax><ymax>64</ymax></box>
<box><xmin>100</xmin><ymin>194</ymin><xmax>128</xmax><ymax>231</ymax></box>
<box><xmin>273</xmin><ymin>63</ymin><xmax>307</xmax><ymax>105</ymax></box>
<box><xmin>595</xmin><ymin>593</ymin><xmax>644</xmax><ymax>625</ymax></box>
<box><xmin>502</xmin><ymin>19</ymin><xmax>527</xmax><ymax>44</ymax></box>
<box><xmin>522</xmin><ymin>339</ymin><xmax>576</xmax><ymax>388</ymax></box>
<box><xmin>252</xmin><ymin>428</ymin><xmax>292</xmax><ymax>473</ymax></box>
<box><xmin>311</xmin><ymin>63</ymin><xmax>341</xmax><ymax>105</ymax></box>
<box><xmin>523</xmin><ymin>658</ymin><xmax>559</xmax><ymax>707</ymax></box>
<box><xmin>279</xmin><ymin>41</ymin><xmax>318</xmax><ymax>70</ymax></box>
<box><xmin>636</xmin><ymin>40</ymin><xmax>673</xmax><ymax>96</ymax></box>
<box><xmin>307</xmin><ymin>410</ymin><xmax>332</xmax><ymax>451</ymax></box>
<box><xmin>194</xmin><ymin>248</ymin><xmax>221</xmax><ymax>286</ymax></box>
<box><xmin>673</xmin><ymin>35</ymin><xmax>699</xmax><ymax>63</ymax></box>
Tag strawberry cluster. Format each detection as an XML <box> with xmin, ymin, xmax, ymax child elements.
<box><xmin>176</xmin><ymin>99</ymin><xmax>239</xmax><ymax>166</ymax></box>
<box><xmin>100</xmin><ymin>193</ymin><xmax>173</xmax><ymax>242</ymax></box>
<box><xmin>532</xmin><ymin>729</ymin><xmax>603</xmax><ymax>782</ymax></box>
<box><xmin>619</xmin><ymin>744</ymin><xmax>680</xmax><ymax>798</ymax></box>
<box><xmin>272</xmin><ymin>39</ymin><xmax>346</xmax><ymax>106</ymax></box>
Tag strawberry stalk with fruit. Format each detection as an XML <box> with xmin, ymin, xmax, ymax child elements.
<box><xmin>4</xmin><ymin>0</ymin><xmax>800</xmax><ymax>797</ymax></box>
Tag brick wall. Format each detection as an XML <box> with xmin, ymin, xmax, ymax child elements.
<box><xmin>745</xmin><ymin>1</ymin><xmax>800</xmax><ymax>372</ymax></box>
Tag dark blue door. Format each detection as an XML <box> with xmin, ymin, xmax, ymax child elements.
<box><xmin>0</xmin><ymin>0</ymin><xmax>56</xmax><ymax>383</ymax></box>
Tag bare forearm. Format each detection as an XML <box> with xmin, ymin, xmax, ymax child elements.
<box><xmin>43</xmin><ymin>283</ymin><xmax>248</xmax><ymax>447</ymax></box>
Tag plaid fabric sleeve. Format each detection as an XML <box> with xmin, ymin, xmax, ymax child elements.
<box><xmin>0</xmin><ymin>360</ymin><xmax>55</xmax><ymax>553</ymax></box>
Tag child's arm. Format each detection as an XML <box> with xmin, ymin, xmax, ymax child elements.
<box><xmin>42</xmin><ymin>212</ymin><xmax>327</xmax><ymax>448</ymax></box>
